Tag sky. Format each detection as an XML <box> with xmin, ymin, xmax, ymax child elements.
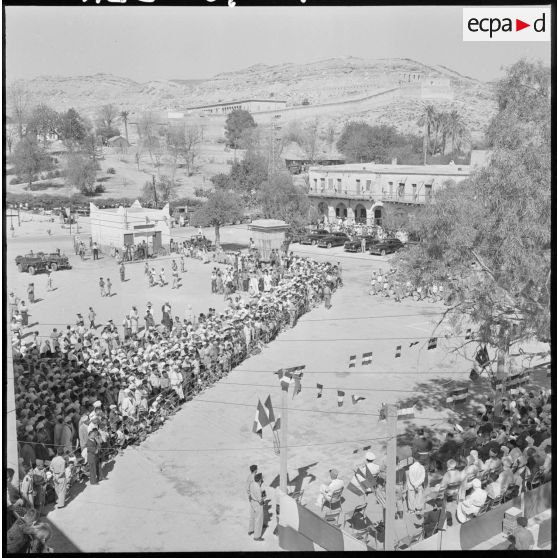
<box><xmin>5</xmin><ymin>5</ymin><xmax>551</xmax><ymax>83</ymax></box>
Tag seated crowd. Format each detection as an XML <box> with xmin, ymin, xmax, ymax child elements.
<box><xmin>8</xmin><ymin>253</ymin><xmax>341</xmax><ymax>522</ymax></box>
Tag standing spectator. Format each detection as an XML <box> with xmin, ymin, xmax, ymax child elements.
<box><xmin>19</xmin><ymin>299</ymin><xmax>29</xmax><ymax>327</ymax></box>
<box><xmin>130</xmin><ymin>306</ymin><xmax>139</xmax><ymax>336</ymax></box>
<box><xmin>88</xmin><ymin>307</ymin><xmax>96</xmax><ymax>329</ymax></box>
<box><xmin>248</xmin><ymin>472</ymin><xmax>265</xmax><ymax>541</ymax></box>
<box><xmin>27</xmin><ymin>283</ymin><xmax>35</xmax><ymax>304</ymax></box>
<box><xmin>106</xmin><ymin>278</ymin><xmax>112</xmax><ymax>297</ymax></box>
<box><xmin>406</xmin><ymin>460</ymin><xmax>426</xmax><ymax>517</ymax></box>
<box><xmin>46</xmin><ymin>270</ymin><xmax>54</xmax><ymax>292</ymax></box>
<box><xmin>86</xmin><ymin>426</ymin><xmax>101</xmax><ymax>485</ymax></box>
<box><xmin>511</xmin><ymin>517</ymin><xmax>534</xmax><ymax>550</ymax></box>
<box><xmin>8</xmin><ymin>291</ymin><xmax>18</xmax><ymax>319</ymax></box>
<box><xmin>20</xmin><ymin>465</ymin><xmax>35</xmax><ymax>508</ymax></box>
<box><xmin>99</xmin><ymin>277</ymin><xmax>106</xmax><ymax>297</ymax></box>
<box><xmin>171</xmin><ymin>267</ymin><xmax>180</xmax><ymax>290</ymax></box>
<box><xmin>323</xmin><ymin>284</ymin><xmax>332</xmax><ymax>309</ymax></box>
<box><xmin>92</xmin><ymin>242</ymin><xmax>99</xmax><ymax>260</ymax></box>
<box><xmin>119</xmin><ymin>263</ymin><xmax>126</xmax><ymax>282</ymax></box>
<box><xmin>49</xmin><ymin>448</ymin><xmax>67</xmax><ymax>509</ymax></box>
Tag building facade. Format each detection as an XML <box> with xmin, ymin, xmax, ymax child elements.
<box><xmin>188</xmin><ymin>99</ymin><xmax>287</xmax><ymax>116</ymax></box>
<box><xmin>89</xmin><ymin>200</ymin><xmax>172</xmax><ymax>253</ymax></box>
<box><xmin>307</xmin><ymin>161</ymin><xmax>472</xmax><ymax>226</ymax></box>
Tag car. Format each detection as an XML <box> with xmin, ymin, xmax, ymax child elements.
<box><xmin>300</xmin><ymin>229</ymin><xmax>330</xmax><ymax>245</ymax></box>
<box><xmin>344</xmin><ymin>235</ymin><xmax>378</xmax><ymax>253</ymax></box>
<box><xmin>317</xmin><ymin>232</ymin><xmax>350</xmax><ymax>248</ymax></box>
<box><xmin>15</xmin><ymin>251</ymin><xmax>71</xmax><ymax>274</ymax></box>
<box><xmin>369</xmin><ymin>238</ymin><xmax>405</xmax><ymax>256</ymax></box>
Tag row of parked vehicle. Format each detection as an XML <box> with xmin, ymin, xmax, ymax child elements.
<box><xmin>292</xmin><ymin>229</ymin><xmax>405</xmax><ymax>256</ymax></box>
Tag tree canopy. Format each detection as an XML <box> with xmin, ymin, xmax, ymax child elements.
<box><xmin>59</xmin><ymin>108</ymin><xmax>88</xmax><ymax>151</ymax></box>
<box><xmin>392</xmin><ymin>60</ymin><xmax>551</xmax><ymax>359</ymax></box>
<box><xmin>224</xmin><ymin>109</ymin><xmax>256</xmax><ymax>149</ymax></box>
<box><xmin>11</xmin><ymin>137</ymin><xmax>51</xmax><ymax>188</ymax></box>
<box><xmin>65</xmin><ymin>153</ymin><xmax>98</xmax><ymax>195</ymax></box>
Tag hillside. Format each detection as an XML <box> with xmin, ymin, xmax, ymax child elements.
<box><xmin>14</xmin><ymin>57</ymin><xmax>497</xmax><ymax>137</ymax></box>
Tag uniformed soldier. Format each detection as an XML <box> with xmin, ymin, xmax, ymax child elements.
<box><xmin>248</xmin><ymin>472</ymin><xmax>265</xmax><ymax>541</ymax></box>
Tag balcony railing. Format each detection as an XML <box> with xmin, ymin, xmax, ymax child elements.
<box><xmin>308</xmin><ymin>189</ymin><xmax>433</xmax><ymax>204</ymax></box>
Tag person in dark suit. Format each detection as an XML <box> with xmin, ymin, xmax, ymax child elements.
<box><xmin>86</xmin><ymin>427</ymin><xmax>101</xmax><ymax>485</ymax></box>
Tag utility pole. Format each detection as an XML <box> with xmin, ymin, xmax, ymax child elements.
<box><xmin>279</xmin><ymin>385</ymin><xmax>289</xmax><ymax>492</ymax></box>
<box><xmin>17</xmin><ymin>205</ymin><xmax>21</xmax><ymax>227</ymax></box>
<box><xmin>152</xmin><ymin>174</ymin><xmax>158</xmax><ymax>208</ymax></box>
<box><xmin>384</xmin><ymin>404</ymin><xmax>398</xmax><ymax>551</ymax></box>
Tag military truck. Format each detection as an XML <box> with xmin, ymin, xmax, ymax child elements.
<box><xmin>15</xmin><ymin>251</ymin><xmax>71</xmax><ymax>274</ymax></box>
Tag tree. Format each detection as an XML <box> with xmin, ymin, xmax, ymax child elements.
<box><xmin>8</xmin><ymin>82</ymin><xmax>30</xmax><ymax>140</ymax></box>
<box><xmin>258</xmin><ymin>172</ymin><xmax>312</xmax><ymax>229</ymax></box>
<box><xmin>417</xmin><ymin>104</ymin><xmax>436</xmax><ymax>162</ymax></box>
<box><xmin>190</xmin><ymin>188</ymin><xmax>244</xmax><ymax>248</ymax></box>
<box><xmin>26</xmin><ymin>104</ymin><xmax>60</xmax><ymax>147</ymax></box>
<box><xmin>98</xmin><ymin>104</ymin><xmax>118</xmax><ymax>129</ymax></box>
<box><xmin>137</xmin><ymin>112</ymin><xmax>161</xmax><ymax>174</ymax></box>
<box><xmin>59</xmin><ymin>108</ymin><xmax>88</xmax><ymax>151</ymax></box>
<box><xmin>66</xmin><ymin>153</ymin><xmax>97</xmax><ymax>195</ymax></box>
<box><xmin>393</xmin><ymin>60</ymin><xmax>551</xmax><ymax>378</ymax></box>
<box><xmin>224</xmin><ymin>109</ymin><xmax>256</xmax><ymax>150</ymax></box>
<box><xmin>140</xmin><ymin>175</ymin><xmax>177</xmax><ymax>206</ymax></box>
<box><xmin>120</xmin><ymin>110</ymin><xmax>130</xmax><ymax>144</ymax></box>
<box><xmin>227</xmin><ymin>153</ymin><xmax>269</xmax><ymax>205</ymax></box>
<box><xmin>11</xmin><ymin>137</ymin><xmax>51</xmax><ymax>189</ymax></box>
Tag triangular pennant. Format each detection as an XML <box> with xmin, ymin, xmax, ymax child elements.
<box><xmin>409</xmin><ymin>341</ymin><xmax>419</xmax><ymax>348</ymax></box>
<box><xmin>264</xmin><ymin>395</ymin><xmax>275</xmax><ymax>423</ymax></box>
<box><xmin>252</xmin><ymin>399</ymin><xmax>270</xmax><ymax>438</ymax></box>
<box><xmin>362</xmin><ymin>352</ymin><xmax>373</xmax><ymax>366</ymax></box>
<box><xmin>397</xmin><ymin>403</ymin><xmax>415</xmax><ymax>420</ymax></box>
<box><xmin>337</xmin><ymin>390</ymin><xmax>345</xmax><ymax>407</ymax></box>
<box><xmin>362</xmin><ymin>445</ymin><xmax>371</xmax><ymax>451</ymax></box>
<box><xmin>349</xmin><ymin>355</ymin><xmax>357</xmax><ymax>368</ymax></box>
<box><xmin>316</xmin><ymin>383</ymin><xmax>323</xmax><ymax>398</ymax></box>
<box><xmin>427</xmin><ymin>337</ymin><xmax>438</xmax><ymax>350</ymax></box>
<box><xmin>465</xmin><ymin>328</ymin><xmax>472</xmax><ymax>340</ymax></box>
<box><xmin>352</xmin><ymin>394</ymin><xmax>366</xmax><ymax>404</ymax></box>
<box><xmin>275</xmin><ymin>369</ymin><xmax>293</xmax><ymax>391</ymax></box>
<box><xmin>292</xmin><ymin>372</ymin><xmax>304</xmax><ymax>399</ymax></box>
<box><xmin>346</xmin><ymin>473</ymin><xmax>366</xmax><ymax>496</ymax></box>
<box><xmin>395</xmin><ymin>345</ymin><xmax>402</xmax><ymax>358</ymax></box>
<box><xmin>475</xmin><ymin>345</ymin><xmax>490</xmax><ymax>368</ymax></box>
<box><xmin>378</xmin><ymin>404</ymin><xmax>387</xmax><ymax>422</ymax></box>
<box><xmin>272</xmin><ymin>417</ymin><xmax>281</xmax><ymax>431</ymax></box>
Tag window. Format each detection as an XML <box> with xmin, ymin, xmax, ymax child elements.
<box><xmin>356</xmin><ymin>179</ymin><xmax>361</xmax><ymax>193</ymax></box>
<box><xmin>337</xmin><ymin>178</ymin><xmax>342</xmax><ymax>191</ymax></box>
<box><xmin>389</xmin><ymin>182</ymin><xmax>394</xmax><ymax>196</ymax></box>
<box><xmin>328</xmin><ymin>178</ymin><xmax>333</xmax><ymax>190</ymax></box>
<box><xmin>313</xmin><ymin>178</ymin><xmax>318</xmax><ymax>190</ymax></box>
<box><xmin>320</xmin><ymin>178</ymin><xmax>325</xmax><ymax>191</ymax></box>
<box><xmin>366</xmin><ymin>180</ymin><xmax>372</xmax><ymax>192</ymax></box>
<box><xmin>412</xmin><ymin>184</ymin><xmax>417</xmax><ymax>200</ymax></box>
<box><xmin>398</xmin><ymin>183</ymin><xmax>405</xmax><ymax>198</ymax></box>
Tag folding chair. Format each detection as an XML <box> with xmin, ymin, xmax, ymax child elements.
<box><xmin>526</xmin><ymin>470</ymin><xmax>544</xmax><ymax>490</ymax></box>
<box><xmin>445</xmin><ymin>481</ymin><xmax>462</xmax><ymax>503</ymax></box>
<box><xmin>289</xmin><ymin>489</ymin><xmax>304</xmax><ymax>505</ymax></box>
<box><xmin>477</xmin><ymin>499</ymin><xmax>491</xmax><ymax>515</ymax></box>
<box><xmin>322</xmin><ymin>487</ymin><xmax>344</xmax><ymax>513</ymax></box>
<box><xmin>324</xmin><ymin>509</ymin><xmax>342</xmax><ymax>527</ymax></box>
<box><xmin>343</xmin><ymin>502</ymin><xmax>369</xmax><ymax>529</ymax></box>
<box><xmin>488</xmin><ymin>494</ymin><xmax>504</xmax><ymax>510</ymax></box>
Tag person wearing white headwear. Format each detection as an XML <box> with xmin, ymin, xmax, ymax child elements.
<box><xmin>406</xmin><ymin>460</ymin><xmax>426</xmax><ymax>516</ymax></box>
<box><xmin>120</xmin><ymin>388</ymin><xmax>136</xmax><ymax>418</ymax></box>
<box><xmin>456</xmin><ymin>478</ymin><xmax>487</xmax><ymax>523</ymax></box>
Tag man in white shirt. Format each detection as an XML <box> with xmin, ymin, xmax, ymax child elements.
<box><xmin>456</xmin><ymin>479</ymin><xmax>487</xmax><ymax>523</ymax></box>
<box><xmin>406</xmin><ymin>460</ymin><xmax>426</xmax><ymax>516</ymax></box>
<box><xmin>316</xmin><ymin>468</ymin><xmax>344</xmax><ymax>507</ymax></box>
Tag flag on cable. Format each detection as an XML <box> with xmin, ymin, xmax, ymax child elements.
<box><xmin>409</xmin><ymin>341</ymin><xmax>419</xmax><ymax>348</ymax></box>
<box><xmin>316</xmin><ymin>384</ymin><xmax>323</xmax><ymax>398</ymax></box>
<box><xmin>281</xmin><ymin>365</ymin><xmax>305</xmax><ymax>398</ymax></box>
<box><xmin>273</xmin><ymin>417</ymin><xmax>281</xmax><ymax>431</ymax></box>
<box><xmin>362</xmin><ymin>352</ymin><xmax>373</xmax><ymax>366</ymax></box>
<box><xmin>349</xmin><ymin>355</ymin><xmax>357</xmax><ymax>368</ymax></box>
<box><xmin>397</xmin><ymin>403</ymin><xmax>416</xmax><ymax>420</ymax></box>
<box><xmin>264</xmin><ymin>395</ymin><xmax>275</xmax><ymax>423</ymax></box>
<box><xmin>352</xmin><ymin>394</ymin><xmax>366</xmax><ymax>404</ymax></box>
<box><xmin>252</xmin><ymin>399</ymin><xmax>271</xmax><ymax>438</ymax></box>
<box><xmin>427</xmin><ymin>337</ymin><xmax>438</xmax><ymax>350</ymax></box>
<box><xmin>337</xmin><ymin>390</ymin><xmax>345</xmax><ymax>407</ymax></box>
<box><xmin>352</xmin><ymin>444</ymin><xmax>371</xmax><ymax>455</ymax></box>
<box><xmin>395</xmin><ymin>345</ymin><xmax>402</xmax><ymax>358</ymax></box>
<box><xmin>465</xmin><ymin>328</ymin><xmax>472</xmax><ymax>340</ymax></box>
<box><xmin>346</xmin><ymin>469</ymin><xmax>367</xmax><ymax>496</ymax></box>
<box><xmin>446</xmin><ymin>386</ymin><xmax>468</xmax><ymax>405</ymax></box>
<box><xmin>275</xmin><ymin>369</ymin><xmax>293</xmax><ymax>391</ymax></box>
<box><xmin>475</xmin><ymin>345</ymin><xmax>490</xmax><ymax>368</ymax></box>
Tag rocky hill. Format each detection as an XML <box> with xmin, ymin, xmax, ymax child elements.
<box><xmin>14</xmin><ymin>57</ymin><xmax>497</xmax><ymax>137</ymax></box>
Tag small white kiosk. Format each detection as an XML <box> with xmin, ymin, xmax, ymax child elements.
<box><xmin>248</xmin><ymin>219</ymin><xmax>290</xmax><ymax>261</ymax></box>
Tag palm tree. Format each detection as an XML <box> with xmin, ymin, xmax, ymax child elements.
<box><xmin>447</xmin><ymin>110</ymin><xmax>468</xmax><ymax>157</ymax></box>
<box><xmin>417</xmin><ymin>104</ymin><xmax>436</xmax><ymax>164</ymax></box>
<box><xmin>120</xmin><ymin>110</ymin><xmax>129</xmax><ymax>144</ymax></box>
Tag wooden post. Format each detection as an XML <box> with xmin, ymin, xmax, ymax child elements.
<box><xmin>279</xmin><ymin>386</ymin><xmax>288</xmax><ymax>492</ymax></box>
<box><xmin>384</xmin><ymin>404</ymin><xmax>398</xmax><ymax>551</ymax></box>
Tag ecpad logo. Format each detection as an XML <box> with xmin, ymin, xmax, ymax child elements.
<box><xmin>463</xmin><ymin>8</ymin><xmax>550</xmax><ymax>42</ymax></box>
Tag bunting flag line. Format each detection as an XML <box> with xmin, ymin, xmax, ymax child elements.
<box><xmin>378</xmin><ymin>404</ymin><xmax>387</xmax><ymax>422</ymax></box>
<box><xmin>446</xmin><ymin>386</ymin><xmax>468</xmax><ymax>405</ymax></box>
<box><xmin>252</xmin><ymin>399</ymin><xmax>271</xmax><ymax>438</ymax></box>
<box><xmin>395</xmin><ymin>345</ymin><xmax>402</xmax><ymax>358</ymax></box>
<box><xmin>264</xmin><ymin>395</ymin><xmax>275</xmax><ymax>423</ymax></box>
<box><xmin>275</xmin><ymin>369</ymin><xmax>293</xmax><ymax>391</ymax></box>
<box><xmin>273</xmin><ymin>417</ymin><xmax>281</xmax><ymax>431</ymax></box>
<box><xmin>409</xmin><ymin>341</ymin><xmax>419</xmax><ymax>348</ymax></box>
<box><xmin>352</xmin><ymin>394</ymin><xmax>366</xmax><ymax>405</ymax></box>
<box><xmin>465</xmin><ymin>328</ymin><xmax>472</xmax><ymax>340</ymax></box>
<box><xmin>292</xmin><ymin>372</ymin><xmax>304</xmax><ymax>399</ymax></box>
<box><xmin>397</xmin><ymin>404</ymin><xmax>415</xmax><ymax>420</ymax></box>
<box><xmin>475</xmin><ymin>345</ymin><xmax>490</xmax><ymax>368</ymax></box>
<box><xmin>349</xmin><ymin>355</ymin><xmax>357</xmax><ymax>368</ymax></box>
<box><xmin>352</xmin><ymin>444</ymin><xmax>372</xmax><ymax>454</ymax></box>
<box><xmin>316</xmin><ymin>384</ymin><xmax>323</xmax><ymax>398</ymax></box>
<box><xmin>427</xmin><ymin>337</ymin><xmax>438</xmax><ymax>350</ymax></box>
<box><xmin>337</xmin><ymin>390</ymin><xmax>345</xmax><ymax>407</ymax></box>
<box><xmin>362</xmin><ymin>352</ymin><xmax>373</xmax><ymax>366</ymax></box>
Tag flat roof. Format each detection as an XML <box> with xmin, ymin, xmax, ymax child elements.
<box><xmin>188</xmin><ymin>99</ymin><xmax>287</xmax><ymax>110</ymax></box>
<box><xmin>309</xmin><ymin>163</ymin><xmax>471</xmax><ymax>175</ymax></box>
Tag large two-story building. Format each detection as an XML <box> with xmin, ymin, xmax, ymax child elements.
<box><xmin>307</xmin><ymin>157</ymin><xmax>482</xmax><ymax>227</ymax></box>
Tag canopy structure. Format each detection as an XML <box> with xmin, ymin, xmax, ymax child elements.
<box><xmin>249</xmin><ymin>219</ymin><xmax>290</xmax><ymax>261</ymax></box>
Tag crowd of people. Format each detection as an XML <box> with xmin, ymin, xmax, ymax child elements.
<box><xmin>314</xmin><ymin>385</ymin><xmax>551</xmax><ymax>548</ymax></box>
<box><xmin>367</xmin><ymin>268</ymin><xmax>449</xmax><ymax>303</ymax></box>
<box><xmin>7</xmin><ymin>252</ymin><xmax>341</xmax><ymax>533</ymax></box>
